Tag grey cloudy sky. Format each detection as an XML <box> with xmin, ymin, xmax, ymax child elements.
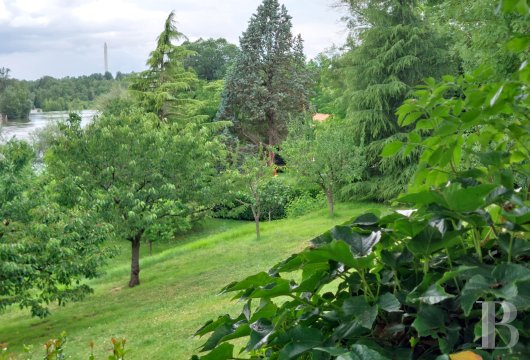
<box><xmin>0</xmin><ymin>0</ymin><xmax>348</xmax><ymax>80</ymax></box>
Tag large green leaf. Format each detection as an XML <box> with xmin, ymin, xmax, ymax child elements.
<box><xmin>407</xmin><ymin>223</ymin><xmax>462</xmax><ymax>256</ymax></box>
<box><xmin>460</xmin><ymin>263</ymin><xmax>530</xmax><ymax>315</ymax></box>
<box><xmin>277</xmin><ymin>326</ymin><xmax>323</xmax><ymax>360</ymax></box>
<box><xmin>378</xmin><ymin>293</ymin><xmax>402</xmax><ymax>312</ymax></box>
<box><xmin>342</xmin><ymin>296</ymin><xmax>378</xmax><ymax>329</ymax></box>
<box><xmin>441</xmin><ymin>184</ymin><xmax>496</xmax><ymax>212</ymax></box>
<box><xmin>416</xmin><ymin>284</ymin><xmax>455</xmax><ymax>305</ymax></box>
<box><xmin>331</xmin><ymin>226</ymin><xmax>381</xmax><ymax>257</ymax></box>
<box><xmin>198</xmin><ymin>343</ymin><xmax>234</xmax><ymax>360</ymax></box>
<box><xmin>412</xmin><ymin>305</ymin><xmax>446</xmax><ymax>338</ymax></box>
<box><xmin>221</xmin><ymin>272</ymin><xmax>276</xmax><ymax>293</ymax></box>
<box><xmin>250</xmin><ymin>279</ymin><xmax>292</xmax><ymax>299</ymax></box>
<box><xmin>336</xmin><ymin>345</ymin><xmax>390</xmax><ymax>360</ymax></box>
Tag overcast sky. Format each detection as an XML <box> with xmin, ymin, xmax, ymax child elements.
<box><xmin>0</xmin><ymin>0</ymin><xmax>348</xmax><ymax>80</ymax></box>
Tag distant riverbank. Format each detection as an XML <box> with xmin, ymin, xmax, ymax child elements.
<box><xmin>0</xmin><ymin>110</ymin><xmax>97</xmax><ymax>142</ymax></box>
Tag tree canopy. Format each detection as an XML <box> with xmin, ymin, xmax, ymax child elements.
<box><xmin>184</xmin><ymin>38</ymin><xmax>240</xmax><ymax>81</ymax></box>
<box><xmin>0</xmin><ymin>81</ymin><xmax>32</xmax><ymax>120</ymax></box>
<box><xmin>218</xmin><ymin>0</ymin><xmax>311</xmax><ymax>154</ymax></box>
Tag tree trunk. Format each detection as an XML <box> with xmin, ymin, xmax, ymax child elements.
<box><xmin>128</xmin><ymin>230</ymin><xmax>144</xmax><ymax>288</ymax></box>
<box><xmin>326</xmin><ymin>189</ymin><xmax>335</xmax><ymax>217</ymax></box>
<box><xmin>252</xmin><ymin>206</ymin><xmax>261</xmax><ymax>240</ymax></box>
<box><xmin>255</xmin><ymin>216</ymin><xmax>261</xmax><ymax>239</ymax></box>
<box><xmin>268</xmin><ymin>110</ymin><xmax>276</xmax><ymax>166</ymax></box>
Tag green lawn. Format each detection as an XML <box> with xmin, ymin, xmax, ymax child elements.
<box><xmin>0</xmin><ymin>202</ymin><xmax>387</xmax><ymax>359</ymax></box>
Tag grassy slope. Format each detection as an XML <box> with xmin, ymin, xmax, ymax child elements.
<box><xmin>0</xmin><ymin>203</ymin><xmax>387</xmax><ymax>359</ymax></box>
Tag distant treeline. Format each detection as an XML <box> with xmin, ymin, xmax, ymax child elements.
<box><xmin>25</xmin><ymin>72</ymin><xmax>129</xmax><ymax>112</ymax></box>
<box><xmin>0</xmin><ymin>38</ymin><xmax>240</xmax><ymax>120</ymax></box>
<box><xmin>0</xmin><ymin>69</ymin><xmax>130</xmax><ymax>118</ymax></box>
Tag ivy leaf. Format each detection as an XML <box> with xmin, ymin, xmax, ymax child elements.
<box><xmin>441</xmin><ymin>184</ymin><xmax>497</xmax><ymax>212</ymax></box>
<box><xmin>332</xmin><ymin>226</ymin><xmax>381</xmax><ymax>257</ymax></box>
<box><xmin>198</xmin><ymin>343</ymin><xmax>234</xmax><ymax>360</ymax></box>
<box><xmin>352</xmin><ymin>213</ymin><xmax>379</xmax><ymax>226</ymax></box>
<box><xmin>336</xmin><ymin>345</ymin><xmax>390</xmax><ymax>360</ymax></box>
<box><xmin>342</xmin><ymin>296</ymin><xmax>378</xmax><ymax>329</ymax></box>
<box><xmin>315</xmin><ymin>347</ymin><xmax>349</xmax><ymax>356</ymax></box>
<box><xmin>378</xmin><ymin>293</ymin><xmax>401</xmax><ymax>312</ymax></box>
<box><xmin>195</xmin><ymin>315</ymin><xmax>232</xmax><ymax>337</ymax></box>
<box><xmin>247</xmin><ymin>319</ymin><xmax>274</xmax><ymax>351</ymax></box>
<box><xmin>201</xmin><ymin>322</ymin><xmax>234</xmax><ymax>351</ymax></box>
<box><xmin>221</xmin><ymin>272</ymin><xmax>275</xmax><ymax>293</ymax></box>
<box><xmin>380</xmin><ymin>248</ymin><xmax>413</xmax><ymax>269</ymax></box>
<box><xmin>460</xmin><ymin>264</ymin><xmax>530</xmax><ymax>315</ymax></box>
<box><xmin>305</xmin><ymin>240</ymin><xmax>358</xmax><ymax>268</ymax></box>
<box><xmin>250</xmin><ymin>279</ymin><xmax>292</xmax><ymax>298</ymax></box>
<box><xmin>407</xmin><ymin>224</ymin><xmax>461</xmax><ymax>256</ymax></box>
<box><xmin>417</xmin><ymin>284</ymin><xmax>455</xmax><ymax>305</ymax></box>
<box><xmin>277</xmin><ymin>326</ymin><xmax>323</xmax><ymax>360</ymax></box>
<box><xmin>412</xmin><ymin>306</ymin><xmax>446</xmax><ymax>338</ymax></box>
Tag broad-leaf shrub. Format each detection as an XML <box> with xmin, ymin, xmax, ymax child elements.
<box><xmin>192</xmin><ymin>6</ymin><xmax>530</xmax><ymax>360</ymax></box>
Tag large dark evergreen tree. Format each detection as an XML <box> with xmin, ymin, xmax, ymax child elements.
<box><xmin>218</xmin><ymin>0</ymin><xmax>311</xmax><ymax>159</ymax></box>
<box><xmin>339</xmin><ymin>0</ymin><xmax>452</xmax><ymax>201</ymax></box>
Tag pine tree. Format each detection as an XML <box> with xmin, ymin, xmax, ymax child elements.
<box><xmin>339</xmin><ymin>0</ymin><xmax>452</xmax><ymax>201</ymax></box>
<box><xmin>218</xmin><ymin>0</ymin><xmax>311</xmax><ymax>159</ymax></box>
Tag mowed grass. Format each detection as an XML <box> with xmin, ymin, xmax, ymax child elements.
<box><xmin>0</xmin><ymin>202</ymin><xmax>387</xmax><ymax>359</ymax></box>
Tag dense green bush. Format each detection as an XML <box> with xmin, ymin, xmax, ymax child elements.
<box><xmin>192</xmin><ymin>3</ymin><xmax>530</xmax><ymax>358</ymax></box>
<box><xmin>214</xmin><ymin>177</ymin><xmax>297</xmax><ymax>221</ymax></box>
<box><xmin>285</xmin><ymin>193</ymin><xmax>326</xmax><ymax>218</ymax></box>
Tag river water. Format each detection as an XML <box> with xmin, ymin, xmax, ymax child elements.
<box><xmin>0</xmin><ymin>110</ymin><xmax>97</xmax><ymax>142</ymax></box>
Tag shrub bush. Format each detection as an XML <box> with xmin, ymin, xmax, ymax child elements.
<box><xmin>214</xmin><ymin>176</ymin><xmax>297</xmax><ymax>221</ymax></box>
<box><xmin>285</xmin><ymin>192</ymin><xmax>326</xmax><ymax>218</ymax></box>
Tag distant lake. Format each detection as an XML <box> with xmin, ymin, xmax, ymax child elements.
<box><xmin>0</xmin><ymin>110</ymin><xmax>97</xmax><ymax>142</ymax></box>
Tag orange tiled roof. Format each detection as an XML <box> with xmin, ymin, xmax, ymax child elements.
<box><xmin>313</xmin><ymin>113</ymin><xmax>332</xmax><ymax>122</ymax></box>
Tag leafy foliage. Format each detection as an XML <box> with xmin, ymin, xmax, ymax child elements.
<box><xmin>0</xmin><ymin>140</ymin><xmax>111</xmax><ymax>317</ymax></box>
<box><xmin>192</xmin><ymin>3</ymin><xmax>530</xmax><ymax>358</ymax></box>
<box><xmin>427</xmin><ymin>0</ymin><xmax>529</xmax><ymax>79</ymax></box>
<box><xmin>216</xmin><ymin>176</ymin><xmax>296</xmax><ymax>222</ymax></box>
<box><xmin>184</xmin><ymin>38</ymin><xmax>240</xmax><ymax>81</ymax></box>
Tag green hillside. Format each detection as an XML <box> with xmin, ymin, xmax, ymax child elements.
<box><xmin>0</xmin><ymin>203</ymin><xmax>386</xmax><ymax>359</ymax></box>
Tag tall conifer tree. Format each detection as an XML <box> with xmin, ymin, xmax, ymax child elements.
<box><xmin>339</xmin><ymin>0</ymin><xmax>452</xmax><ymax>201</ymax></box>
<box><xmin>130</xmin><ymin>11</ymin><xmax>199</xmax><ymax>121</ymax></box>
<box><xmin>218</xmin><ymin>0</ymin><xmax>311</xmax><ymax>159</ymax></box>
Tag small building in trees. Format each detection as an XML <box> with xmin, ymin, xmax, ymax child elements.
<box><xmin>312</xmin><ymin>113</ymin><xmax>332</xmax><ymax>122</ymax></box>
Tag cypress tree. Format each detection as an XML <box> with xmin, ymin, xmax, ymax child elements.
<box><xmin>339</xmin><ymin>0</ymin><xmax>452</xmax><ymax>201</ymax></box>
<box><xmin>218</xmin><ymin>0</ymin><xmax>311</xmax><ymax>159</ymax></box>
